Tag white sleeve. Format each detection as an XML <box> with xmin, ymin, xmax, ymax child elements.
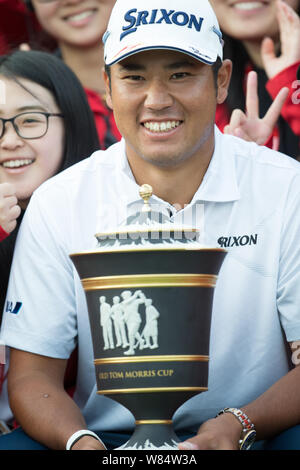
<box><xmin>277</xmin><ymin>173</ymin><xmax>300</xmax><ymax>342</ymax></box>
<box><xmin>0</xmin><ymin>189</ymin><xmax>77</xmax><ymax>359</ymax></box>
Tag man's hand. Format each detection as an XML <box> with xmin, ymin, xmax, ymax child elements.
<box><xmin>261</xmin><ymin>0</ymin><xmax>300</xmax><ymax>79</ymax></box>
<box><xmin>178</xmin><ymin>414</ymin><xmax>241</xmax><ymax>450</ymax></box>
<box><xmin>0</xmin><ymin>182</ymin><xmax>21</xmax><ymax>234</ymax></box>
<box><xmin>224</xmin><ymin>71</ymin><xmax>289</xmax><ymax>147</ymax></box>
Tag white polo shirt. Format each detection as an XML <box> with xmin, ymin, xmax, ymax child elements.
<box><xmin>1</xmin><ymin>127</ymin><xmax>300</xmax><ymax>433</ymax></box>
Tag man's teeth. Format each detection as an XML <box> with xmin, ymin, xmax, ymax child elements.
<box><xmin>234</xmin><ymin>2</ymin><xmax>264</xmax><ymax>10</ymax></box>
<box><xmin>144</xmin><ymin>121</ymin><xmax>181</xmax><ymax>132</ymax></box>
<box><xmin>67</xmin><ymin>10</ymin><xmax>94</xmax><ymax>22</ymax></box>
<box><xmin>2</xmin><ymin>159</ymin><xmax>34</xmax><ymax>168</ymax></box>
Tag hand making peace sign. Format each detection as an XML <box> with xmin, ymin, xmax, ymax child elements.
<box><xmin>223</xmin><ymin>71</ymin><xmax>289</xmax><ymax>147</ymax></box>
<box><xmin>223</xmin><ymin>0</ymin><xmax>300</xmax><ymax>147</ymax></box>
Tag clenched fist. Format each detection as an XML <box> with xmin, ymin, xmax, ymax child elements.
<box><xmin>0</xmin><ymin>183</ymin><xmax>21</xmax><ymax>235</ymax></box>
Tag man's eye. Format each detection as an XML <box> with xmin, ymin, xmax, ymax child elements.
<box><xmin>125</xmin><ymin>75</ymin><xmax>144</xmax><ymax>81</ymax></box>
<box><xmin>171</xmin><ymin>72</ymin><xmax>189</xmax><ymax>79</ymax></box>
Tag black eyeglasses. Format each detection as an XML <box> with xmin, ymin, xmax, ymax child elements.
<box><xmin>0</xmin><ymin>112</ymin><xmax>64</xmax><ymax>140</ymax></box>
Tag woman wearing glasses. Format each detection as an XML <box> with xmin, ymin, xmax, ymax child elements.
<box><xmin>23</xmin><ymin>0</ymin><xmax>121</xmax><ymax>150</ymax></box>
<box><xmin>0</xmin><ymin>49</ymin><xmax>99</xmax><ymax>431</ymax></box>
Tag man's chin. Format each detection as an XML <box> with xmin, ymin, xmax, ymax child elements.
<box><xmin>140</xmin><ymin>152</ymin><xmax>187</xmax><ymax>169</ymax></box>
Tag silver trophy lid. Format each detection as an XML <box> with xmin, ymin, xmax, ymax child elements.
<box><xmin>95</xmin><ymin>184</ymin><xmax>203</xmax><ymax>251</ymax></box>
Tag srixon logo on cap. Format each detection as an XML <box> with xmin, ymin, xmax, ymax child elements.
<box><xmin>121</xmin><ymin>8</ymin><xmax>204</xmax><ymax>40</ymax></box>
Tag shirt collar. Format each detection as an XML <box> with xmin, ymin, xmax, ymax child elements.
<box><xmin>115</xmin><ymin>126</ymin><xmax>240</xmax><ymax>212</ymax></box>
<box><xmin>191</xmin><ymin>127</ymin><xmax>240</xmax><ymax>203</ymax></box>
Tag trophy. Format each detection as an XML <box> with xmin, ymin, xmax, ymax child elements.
<box><xmin>70</xmin><ymin>185</ymin><xmax>226</xmax><ymax>450</ymax></box>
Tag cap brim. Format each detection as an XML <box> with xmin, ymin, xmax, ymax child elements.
<box><xmin>105</xmin><ymin>43</ymin><xmax>218</xmax><ymax>66</ymax></box>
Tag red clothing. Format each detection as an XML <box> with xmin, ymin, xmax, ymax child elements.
<box><xmin>0</xmin><ymin>0</ymin><xmax>39</xmax><ymax>54</ymax></box>
<box><xmin>0</xmin><ymin>226</ymin><xmax>9</xmax><ymax>242</ymax></box>
<box><xmin>216</xmin><ymin>62</ymin><xmax>300</xmax><ymax>154</ymax></box>
<box><xmin>266</xmin><ymin>62</ymin><xmax>300</xmax><ymax>137</ymax></box>
<box><xmin>85</xmin><ymin>88</ymin><xmax>121</xmax><ymax>149</ymax></box>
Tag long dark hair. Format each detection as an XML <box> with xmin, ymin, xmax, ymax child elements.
<box><xmin>0</xmin><ymin>50</ymin><xmax>100</xmax><ymax>322</ymax></box>
<box><xmin>222</xmin><ymin>34</ymin><xmax>249</xmax><ymax>113</ymax></box>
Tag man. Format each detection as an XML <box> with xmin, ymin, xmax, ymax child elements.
<box><xmin>111</xmin><ymin>296</ymin><xmax>129</xmax><ymax>349</ymax></box>
<box><xmin>142</xmin><ymin>298</ymin><xmax>159</xmax><ymax>350</ymax></box>
<box><xmin>1</xmin><ymin>0</ymin><xmax>300</xmax><ymax>451</ymax></box>
<box><xmin>121</xmin><ymin>290</ymin><xmax>145</xmax><ymax>356</ymax></box>
<box><xmin>99</xmin><ymin>296</ymin><xmax>114</xmax><ymax>351</ymax></box>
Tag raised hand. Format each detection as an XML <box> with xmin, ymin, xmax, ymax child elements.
<box><xmin>261</xmin><ymin>0</ymin><xmax>300</xmax><ymax>79</ymax></box>
<box><xmin>0</xmin><ymin>182</ymin><xmax>21</xmax><ymax>235</ymax></box>
<box><xmin>223</xmin><ymin>71</ymin><xmax>289</xmax><ymax>146</ymax></box>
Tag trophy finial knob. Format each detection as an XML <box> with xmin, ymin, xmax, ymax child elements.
<box><xmin>139</xmin><ymin>184</ymin><xmax>153</xmax><ymax>212</ymax></box>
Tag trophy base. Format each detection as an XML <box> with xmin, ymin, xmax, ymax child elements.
<box><xmin>116</xmin><ymin>422</ymin><xmax>180</xmax><ymax>450</ymax></box>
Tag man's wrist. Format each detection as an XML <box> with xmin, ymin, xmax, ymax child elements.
<box><xmin>215</xmin><ymin>411</ymin><xmax>243</xmax><ymax>446</ymax></box>
<box><xmin>217</xmin><ymin>408</ymin><xmax>256</xmax><ymax>450</ymax></box>
<box><xmin>71</xmin><ymin>434</ymin><xmax>105</xmax><ymax>450</ymax></box>
<box><xmin>66</xmin><ymin>429</ymin><xmax>106</xmax><ymax>450</ymax></box>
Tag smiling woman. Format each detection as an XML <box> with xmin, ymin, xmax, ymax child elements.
<box><xmin>0</xmin><ymin>50</ymin><xmax>99</xmax><ymax>209</ymax></box>
<box><xmin>210</xmin><ymin>0</ymin><xmax>300</xmax><ymax>159</ymax></box>
<box><xmin>0</xmin><ymin>79</ymin><xmax>65</xmax><ymax>205</ymax></box>
<box><xmin>29</xmin><ymin>0</ymin><xmax>111</xmax><ymax>48</ymax></box>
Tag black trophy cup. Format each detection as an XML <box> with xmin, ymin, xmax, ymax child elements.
<box><xmin>70</xmin><ymin>184</ymin><xmax>226</xmax><ymax>450</ymax></box>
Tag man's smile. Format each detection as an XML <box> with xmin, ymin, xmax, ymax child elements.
<box><xmin>143</xmin><ymin>120</ymin><xmax>182</xmax><ymax>133</ymax></box>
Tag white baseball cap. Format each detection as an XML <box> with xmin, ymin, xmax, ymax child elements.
<box><xmin>103</xmin><ymin>0</ymin><xmax>223</xmax><ymax>66</ymax></box>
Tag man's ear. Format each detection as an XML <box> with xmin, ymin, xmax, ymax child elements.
<box><xmin>216</xmin><ymin>59</ymin><xmax>232</xmax><ymax>104</ymax></box>
<box><xmin>103</xmin><ymin>69</ymin><xmax>113</xmax><ymax>110</ymax></box>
